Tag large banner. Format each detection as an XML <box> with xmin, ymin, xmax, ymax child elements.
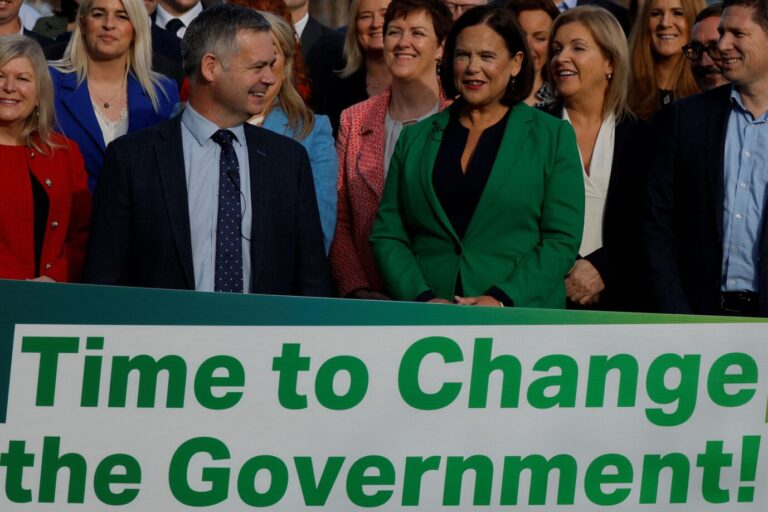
<box><xmin>0</xmin><ymin>280</ymin><xmax>766</xmax><ymax>510</ymax></box>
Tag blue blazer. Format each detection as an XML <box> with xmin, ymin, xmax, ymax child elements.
<box><xmin>262</xmin><ymin>106</ymin><xmax>338</xmax><ymax>254</ymax></box>
<box><xmin>50</xmin><ymin>67</ymin><xmax>179</xmax><ymax>192</ymax></box>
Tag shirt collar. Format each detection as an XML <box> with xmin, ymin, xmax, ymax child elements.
<box><xmin>730</xmin><ymin>85</ymin><xmax>768</xmax><ymax>122</ymax></box>
<box><xmin>559</xmin><ymin>0</ymin><xmax>578</xmax><ymax>11</ymax></box>
<box><xmin>155</xmin><ymin>2</ymin><xmax>203</xmax><ymax>29</ymax></box>
<box><xmin>181</xmin><ymin>105</ymin><xmax>246</xmax><ymax>148</ymax></box>
<box><xmin>294</xmin><ymin>12</ymin><xmax>309</xmax><ymax>39</ymax></box>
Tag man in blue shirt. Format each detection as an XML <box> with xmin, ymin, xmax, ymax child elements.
<box><xmin>84</xmin><ymin>4</ymin><xmax>334</xmax><ymax>297</ymax></box>
<box><xmin>645</xmin><ymin>0</ymin><xmax>768</xmax><ymax>317</ymax></box>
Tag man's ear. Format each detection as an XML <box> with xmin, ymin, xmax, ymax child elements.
<box><xmin>200</xmin><ymin>53</ymin><xmax>219</xmax><ymax>83</ymax></box>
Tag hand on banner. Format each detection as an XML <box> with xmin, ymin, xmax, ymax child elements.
<box><xmin>454</xmin><ymin>295</ymin><xmax>503</xmax><ymax>307</ymax></box>
<box><xmin>28</xmin><ymin>276</ymin><xmax>56</xmax><ymax>283</ymax></box>
<box><xmin>427</xmin><ymin>298</ymin><xmax>453</xmax><ymax>304</ymax></box>
<box><xmin>566</xmin><ymin>259</ymin><xmax>604</xmax><ymax>305</ymax></box>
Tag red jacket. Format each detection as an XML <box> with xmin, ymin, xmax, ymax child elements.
<box><xmin>0</xmin><ymin>136</ymin><xmax>91</xmax><ymax>282</ymax></box>
<box><xmin>330</xmin><ymin>90</ymin><xmax>451</xmax><ymax>296</ymax></box>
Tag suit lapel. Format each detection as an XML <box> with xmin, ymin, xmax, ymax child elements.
<box><xmin>465</xmin><ymin>103</ymin><xmax>532</xmax><ymax>238</ymax></box>
<box><xmin>357</xmin><ymin>92</ymin><xmax>390</xmax><ymax>199</ymax></box>
<box><xmin>60</xmin><ymin>73</ymin><xmax>105</xmax><ymax>152</ymax></box>
<box><xmin>155</xmin><ymin>116</ymin><xmax>194</xmax><ymax>288</ymax></box>
<box><xmin>126</xmin><ymin>73</ymin><xmax>153</xmax><ymax>133</ymax></box>
<box><xmin>417</xmin><ymin>109</ymin><xmax>460</xmax><ymax>243</ymax></box>
<box><xmin>244</xmin><ymin>124</ymin><xmax>269</xmax><ymax>287</ymax></box>
<box><xmin>706</xmin><ymin>86</ymin><xmax>731</xmax><ymax>240</ymax></box>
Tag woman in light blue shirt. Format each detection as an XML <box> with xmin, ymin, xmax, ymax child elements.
<box><xmin>249</xmin><ymin>11</ymin><xmax>338</xmax><ymax>254</ymax></box>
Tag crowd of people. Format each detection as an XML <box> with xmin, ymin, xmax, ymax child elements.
<box><xmin>1</xmin><ymin>0</ymin><xmax>767</xmax><ymax>317</ymax></box>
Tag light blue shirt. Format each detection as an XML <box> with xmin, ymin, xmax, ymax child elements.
<box><xmin>181</xmin><ymin>105</ymin><xmax>252</xmax><ymax>293</ymax></box>
<box><xmin>722</xmin><ymin>87</ymin><xmax>768</xmax><ymax>292</ymax></box>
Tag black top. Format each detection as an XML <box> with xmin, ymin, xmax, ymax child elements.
<box><xmin>433</xmin><ymin>106</ymin><xmax>509</xmax><ymax>240</ymax></box>
<box><xmin>30</xmin><ymin>173</ymin><xmax>49</xmax><ymax>276</ymax></box>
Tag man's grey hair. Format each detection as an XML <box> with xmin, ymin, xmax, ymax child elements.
<box><xmin>182</xmin><ymin>4</ymin><xmax>271</xmax><ymax>80</ymax></box>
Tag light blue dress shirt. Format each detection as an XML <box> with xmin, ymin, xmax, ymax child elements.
<box><xmin>181</xmin><ymin>105</ymin><xmax>252</xmax><ymax>292</ymax></box>
<box><xmin>722</xmin><ymin>87</ymin><xmax>768</xmax><ymax>292</ymax></box>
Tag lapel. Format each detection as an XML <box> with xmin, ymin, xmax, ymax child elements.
<box><xmin>244</xmin><ymin>123</ymin><xmax>270</xmax><ymax>286</ymax></box>
<box><xmin>464</xmin><ymin>103</ymin><xmax>533</xmax><ymax>239</ymax></box>
<box><xmin>155</xmin><ymin>115</ymin><xmax>194</xmax><ymax>288</ymax></box>
<box><xmin>704</xmin><ymin>85</ymin><xmax>731</xmax><ymax>240</ymax></box>
<box><xmin>127</xmin><ymin>73</ymin><xmax>153</xmax><ymax>133</ymax></box>
<box><xmin>356</xmin><ymin>91</ymin><xmax>391</xmax><ymax>199</ymax></box>
<box><xmin>59</xmin><ymin>72</ymin><xmax>105</xmax><ymax>151</ymax></box>
<box><xmin>417</xmin><ymin>108</ymin><xmax>460</xmax><ymax>243</ymax></box>
<box><xmin>300</xmin><ymin>16</ymin><xmax>323</xmax><ymax>57</ymax></box>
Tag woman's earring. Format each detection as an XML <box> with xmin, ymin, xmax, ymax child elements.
<box><xmin>606</xmin><ymin>72</ymin><xmax>613</xmax><ymax>81</ymax></box>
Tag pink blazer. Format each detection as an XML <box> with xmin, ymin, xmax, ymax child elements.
<box><xmin>330</xmin><ymin>90</ymin><xmax>451</xmax><ymax>296</ymax></box>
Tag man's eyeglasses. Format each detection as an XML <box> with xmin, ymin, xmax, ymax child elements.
<box><xmin>682</xmin><ymin>42</ymin><xmax>722</xmax><ymax>61</ymax></box>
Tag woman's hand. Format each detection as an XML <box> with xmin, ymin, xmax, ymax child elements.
<box><xmin>454</xmin><ymin>295</ymin><xmax>504</xmax><ymax>307</ymax></box>
<box><xmin>28</xmin><ymin>276</ymin><xmax>56</xmax><ymax>283</ymax></box>
<box><xmin>566</xmin><ymin>259</ymin><xmax>604</xmax><ymax>305</ymax></box>
<box><xmin>428</xmin><ymin>298</ymin><xmax>453</xmax><ymax>304</ymax></box>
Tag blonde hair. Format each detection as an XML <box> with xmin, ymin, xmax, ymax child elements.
<box><xmin>627</xmin><ymin>0</ymin><xmax>704</xmax><ymax>119</ymax></box>
<box><xmin>339</xmin><ymin>0</ymin><xmax>366</xmax><ymax>78</ymax></box>
<box><xmin>0</xmin><ymin>36</ymin><xmax>59</xmax><ymax>154</ymax></box>
<box><xmin>51</xmin><ymin>0</ymin><xmax>167</xmax><ymax>111</ymax></box>
<box><xmin>261</xmin><ymin>11</ymin><xmax>315</xmax><ymax>139</ymax></box>
<box><xmin>551</xmin><ymin>6</ymin><xmax>631</xmax><ymax>121</ymax></box>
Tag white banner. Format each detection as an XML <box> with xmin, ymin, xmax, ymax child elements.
<box><xmin>1</xmin><ymin>323</ymin><xmax>766</xmax><ymax>510</ymax></box>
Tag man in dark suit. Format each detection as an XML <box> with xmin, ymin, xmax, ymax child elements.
<box><xmin>555</xmin><ymin>0</ymin><xmax>630</xmax><ymax>34</ymax></box>
<box><xmin>84</xmin><ymin>4</ymin><xmax>334</xmax><ymax>297</ymax></box>
<box><xmin>0</xmin><ymin>0</ymin><xmax>54</xmax><ymax>47</ymax></box>
<box><xmin>645</xmin><ymin>0</ymin><xmax>768</xmax><ymax>317</ymax></box>
<box><xmin>285</xmin><ymin>0</ymin><xmax>344</xmax><ymax>111</ymax></box>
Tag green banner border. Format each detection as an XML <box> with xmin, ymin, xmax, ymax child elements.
<box><xmin>1</xmin><ymin>279</ymin><xmax>764</xmax><ymax>423</ymax></box>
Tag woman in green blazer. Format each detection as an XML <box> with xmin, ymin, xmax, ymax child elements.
<box><xmin>370</xmin><ymin>5</ymin><xmax>584</xmax><ymax>309</ymax></box>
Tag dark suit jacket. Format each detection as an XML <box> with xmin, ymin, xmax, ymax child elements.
<box><xmin>644</xmin><ymin>84</ymin><xmax>768</xmax><ymax>316</ymax></box>
<box><xmin>300</xmin><ymin>16</ymin><xmax>345</xmax><ymax>116</ymax></box>
<box><xmin>544</xmin><ymin>104</ymin><xmax>652</xmax><ymax>311</ymax></box>
<box><xmin>83</xmin><ymin>114</ymin><xmax>334</xmax><ymax>298</ymax></box>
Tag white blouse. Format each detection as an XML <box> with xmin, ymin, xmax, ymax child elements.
<box><xmin>93</xmin><ymin>102</ymin><xmax>129</xmax><ymax>146</ymax></box>
<box><xmin>562</xmin><ymin>109</ymin><xmax>616</xmax><ymax>257</ymax></box>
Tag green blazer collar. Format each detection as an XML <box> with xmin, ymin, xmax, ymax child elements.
<box><xmin>418</xmin><ymin>102</ymin><xmax>534</xmax><ymax>244</ymax></box>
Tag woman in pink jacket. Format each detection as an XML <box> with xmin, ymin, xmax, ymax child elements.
<box><xmin>330</xmin><ymin>0</ymin><xmax>453</xmax><ymax>299</ymax></box>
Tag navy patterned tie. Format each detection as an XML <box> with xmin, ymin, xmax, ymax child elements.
<box><xmin>211</xmin><ymin>129</ymin><xmax>243</xmax><ymax>293</ymax></box>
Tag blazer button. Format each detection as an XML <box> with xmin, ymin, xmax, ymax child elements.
<box><xmin>455</xmin><ymin>245</ymin><xmax>462</xmax><ymax>256</ymax></box>
<box><xmin>45</xmin><ymin>179</ymin><xmax>52</xmax><ymax>187</ymax></box>
<box><xmin>45</xmin><ymin>263</ymin><xmax>52</xmax><ymax>270</ymax></box>
<box><xmin>51</xmin><ymin>221</ymin><xmax>59</xmax><ymax>229</ymax></box>
<box><xmin>29</xmin><ymin>152</ymin><xmax>35</xmax><ymax>158</ymax></box>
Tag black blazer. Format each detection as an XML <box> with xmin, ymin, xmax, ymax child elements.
<box><xmin>644</xmin><ymin>84</ymin><xmax>768</xmax><ymax>316</ymax></box>
<box><xmin>544</xmin><ymin>104</ymin><xmax>651</xmax><ymax>311</ymax></box>
<box><xmin>301</xmin><ymin>16</ymin><xmax>345</xmax><ymax>115</ymax></box>
<box><xmin>83</xmin><ymin>114</ymin><xmax>334</xmax><ymax>297</ymax></box>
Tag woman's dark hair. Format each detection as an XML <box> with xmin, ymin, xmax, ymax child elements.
<box><xmin>505</xmin><ymin>0</ymin><xmax>560</xmax><ymax>21</ymax></box>
<box><xmin>384</xmin><ymin>0</ymin><xmax>454</xmax><ymax>44</ymax></box>
<box><xmin>440</xmin><ymin>5</ymin><xmax>534</xmax><ymax>105</ymax></box>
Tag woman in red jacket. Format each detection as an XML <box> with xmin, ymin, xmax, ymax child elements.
<box><xmin>0</xmin><ymin>35</ymin><xmax>90</xmax><ymax>282</ymax></box>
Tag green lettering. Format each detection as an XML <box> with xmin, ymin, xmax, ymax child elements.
<box><xmin>93</xmin><ymin>454</ymin><xmax>141</xmax><ymax>505</ymax></box>
<box><xmin>444</xmin><ymin>455</ymin><xmax>493</xmax><ymax>506</ymax></box>
<box><xmin>399</xmin><ymin>336</ymin><xmax>462</xmax><ymax>410</ymax></box>
<box><xmin>646</xmin><ymin>354</ymin><xmax>700</xmax><ymax>426</ymax></box>
<box><xmin>238</xmin><ymin>456</ymin><xmax>288</xmax><ymax>507</ymax></box>
<box><xmin>169</xmin><ymin>437</ymin><xmax>230</xmax><ymax>506</ymax></box>
<box><xmin>21</xmin><ymin>336</ymin><xmax>79</xmax><ymax>406</ymax></box>
<box><xmin>584</xmin><ymin>454</ymin><xmax>633</xmax><ymax>506</ymax></box>
<box><xmin>707</xmin><ymin>353</ymin><xmax>757</xmax><ymax>407</ymax></box>
<box><xmin>194</xmin><ymin>356</ymin><xmax>245</xmax><ymax>410</ymax></box>
<box><xmin>527</xmin><ymin>355</ymin><xmax>578</xmax><ymax>409</ymax></box>
<box><xmin>468</xmin><ymin>338</ymin><xmax>521</xmax><ymax>408</ymax></box>
<box><xmin>272</xmin><ymin>344</ymin><xmax>310</xmax><ymax>409</ymax></box>
<box><xmin>315</xmin><ymin>356</ymin><xmax>368</xmax><ymax>410</ymax></box>
<box><xmin>346</xmin><ymin>455</ymin><xmax>395</xmax><ymax>507</ymax></box>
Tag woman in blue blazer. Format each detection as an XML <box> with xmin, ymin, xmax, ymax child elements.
<box><xmin>249</xmin><ymin>12</ymin><xmax>338</xmax><ymax>254</ymax></box>
<box><xmin>49</xmin><ymin>0</ymin><xmax>178</xmax><ymax>192</ymax></box>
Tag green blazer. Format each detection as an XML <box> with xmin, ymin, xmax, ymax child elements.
<box><xmin>370</xmin><ymin>103</ymin><xmax>584</xmax><ymax>308</ymax></box>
